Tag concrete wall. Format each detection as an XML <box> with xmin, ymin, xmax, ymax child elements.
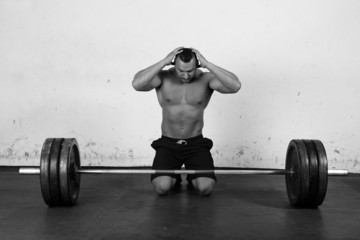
<box><xmin>1</xmin><ymin>0</ymin><xmax>359</xmax><ymax>172</ymax></box>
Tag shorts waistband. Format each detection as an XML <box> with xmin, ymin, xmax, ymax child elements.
<box><xmin>161</xmin><ymin>135</ymin><xmax>203</xmax><ymax>145</ymax></box>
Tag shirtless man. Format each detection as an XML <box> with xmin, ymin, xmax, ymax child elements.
<box><xmin>132</xmin><ymin>47</ymin><xmax>241</xmax><ymax>196</ymax></box>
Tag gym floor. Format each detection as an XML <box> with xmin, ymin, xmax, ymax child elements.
<box><xmin>0</xmin><ymin>167</ymin><xmax>359</xmax><ymax>240</ymax></box>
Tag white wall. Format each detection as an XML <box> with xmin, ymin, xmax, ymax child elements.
<box><xmin>1</xmin><ymin>0</ymin><xmax>359</xmax><ymax>172</ymax></box>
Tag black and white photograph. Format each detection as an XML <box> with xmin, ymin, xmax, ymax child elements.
<box><xmin>0</xmin><ymin>0</ymin><xmax>359</xmax><ymax>239</ymax></box>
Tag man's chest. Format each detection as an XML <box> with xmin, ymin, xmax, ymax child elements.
<box><xmin>157</xmin><ymin>80</ymin><xmax>212</xmax><ymax>107</ymax></box>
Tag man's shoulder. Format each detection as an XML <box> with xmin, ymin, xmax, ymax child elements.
<box><xmin>197</xmin><ymin>71</ymin><xmax>215</xmax><ymax>84</ymax></box>
<box><xmin>197</xmin><ymin>70</ymin><xmax>213</xmax><ymax>79</ymax></box>
<box><xmin>158</xmin><ymin>68</ymin><xmax>175</xmax><ymax>78</ymax></box>
<box><xmin>155</xmin><ymin>68</ymin><xmax>176</xmax><ymax>91</ymax></box>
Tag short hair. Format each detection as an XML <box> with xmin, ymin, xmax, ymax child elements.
<box><xmin>176</xmin><ymin>48</ymin><xmax>197</xmax><ymax>63</ymax></box>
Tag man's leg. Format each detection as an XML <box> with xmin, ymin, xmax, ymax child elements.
<box><xmin>152</xmin><ymin>176</ymin><xmax>179</xmax><ymax>196</ymax></box>
<box><xmin>191</xmin><ymin>177</ymin><xmax>215</xmax><ymax>196</ymax></box>
<box><xmin>185</xmin><ymin>137</ymin><xmax>217</xmax><ymax>196</ymax></box>
<box><xmin>151</xmin><ymin>137</ymin><xmax>183</xmax><ymax>196</ymax></box>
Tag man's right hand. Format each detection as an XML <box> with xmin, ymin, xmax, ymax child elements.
<box><xmin>163</xmin><ymin>47</ymin><xmax>184</xmax><ymax>66</ymax></box>
<box><xmin>132</xmin><ymin>47</ymin><xmax>183</xmax><ymax>91</ymax></box>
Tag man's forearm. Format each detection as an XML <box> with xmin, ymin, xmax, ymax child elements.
<box><xmin>132</xmin><ymin>59</ymin><xmax>167</xmax><ymax>91</ymax></box>
<box><xmin>133</xmin><ymin>47</ymin><xmax>184</xmax><ymax>91</ymax></box>
<box><xmin>206</xmin><ymin>62</ymin><xmax>241</xmax><ymax>92</ymax></box>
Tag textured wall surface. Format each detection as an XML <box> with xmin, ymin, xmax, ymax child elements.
<box><xmin>1</xmin><ymin>0</ymin><xmax>359</xmax><ymax>172</ymax></box>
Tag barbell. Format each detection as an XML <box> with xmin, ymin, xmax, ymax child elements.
<box><xmin>19</xmin><ymin>138</ymin><xmax>348</xmax><ymax>208</ymax></box>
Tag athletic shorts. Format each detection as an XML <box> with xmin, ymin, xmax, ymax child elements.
<box><xmin>150</xmin><ymin>135</ymin><xmax>217</xmax><ymax>183</ymax></box>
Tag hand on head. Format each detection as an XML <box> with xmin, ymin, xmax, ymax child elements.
<box><xmin>190</xmin><ymin>48</ymin><xmax>208</xmax><ymax>68</ymax></box>
<box><xmin>164</xmin><ymin>47</ymin><xmax>184</xmax><ymax>66</ymax></box>
<box><xmin>164</xmin><ymin>47</ymin><xmax>209</xmax><ymax>68</ymax></box>
<box><xmin>167</xmin><ymin>47</ymin><xmax>205</xmax><ymax>68</ymax></box>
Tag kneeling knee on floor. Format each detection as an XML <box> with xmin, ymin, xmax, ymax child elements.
<box><xmin>195</xmin><ymin>182</ymin><xmax>214</xmax><ymax>196</ymax></box>
<box><xmin>153</xmin><ymin>181</ymin><xmax>172</xmax><ymax>195</ymax></box>
<box><xmin>198</xmin><ymin>186</ymin><xmax>212</xmax><ymax>196</ymax></box>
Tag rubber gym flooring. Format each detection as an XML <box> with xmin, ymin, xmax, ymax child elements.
<box><xmin>0</xmin><ymin>167</ymin><xmax>359</xmax><ymax>240</ymax></box>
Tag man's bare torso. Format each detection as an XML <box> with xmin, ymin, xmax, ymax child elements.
<box><xmin>156</xmin><ymin>68</ymin><xmax>214</xmax><ymax>139</ymax></box>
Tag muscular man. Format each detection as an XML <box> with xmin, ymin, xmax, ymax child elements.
<box><xmin>132</xmin><ymin>47</ymin><xmax>241</xmax><ymax>196</ymax></box>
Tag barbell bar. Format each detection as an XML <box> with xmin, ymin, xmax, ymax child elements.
<box><xmin>19</xmin><ymin>167</ymin><xmax>348</xmax><ymax>176</ymax></box>
<box><xmin>18</xmin><ymin>138</ymin><xmax>348</xmax><ymax>208</ymax></box>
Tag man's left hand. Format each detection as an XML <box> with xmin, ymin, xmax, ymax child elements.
<box><xmin>191</xmin><ymin>48</ymin><xmax>209</xmax><ymax>68</ymax></box>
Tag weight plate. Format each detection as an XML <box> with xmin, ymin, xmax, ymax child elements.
<box><xmin>302</xmin><ymin>140</ymin><xmax>319</xmax><ymax>207</ymax></box>
<box><xmin>40</xmin><ymin>138</ymin><xmax>54</xmax><ymax>206</ymax></box>
<box><xmin>285</xmin><ymin>139</ymin><xmax>310</xmax><ymax>207</ymax></box>
<box><xmin>59</xmin><ymin>138</ymin><xmax>81</xmax><ymax>206</ymax></box>
<box><xmin>49</xmin><ymin>138</ymin><xmax>64</xmax><ymax>206</ymax></box>
<box><xmin>312</xmin><ymin>140</ymin><xmax>328</xmax><ymax>206</ymax></box>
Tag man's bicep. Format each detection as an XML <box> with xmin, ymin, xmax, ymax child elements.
<box><xmin>209</xmin><ymin>76</ymin><xmax>232</xmax><ymax>93</ymax></box>
<box><xmin>140</xmin><ymin>74</ymin><xmax>162</xmax><ymax>91</ymax></box>
<box><xmin>150</xmin><ymin>74</ymin><xmax>162</xmax><ymax>89</ymax></box>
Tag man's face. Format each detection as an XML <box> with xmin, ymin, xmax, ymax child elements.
<box><xmin>174</xmin><ymin>58</ymin><xmax>197</xmax><ymax>83</ymax></box>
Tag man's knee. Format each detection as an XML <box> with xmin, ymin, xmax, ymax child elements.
<box><xmin>152</xmin><ymin>176</ymin><xmax>174</xmax><ymax>196</ymax></box>
<box><xmin>193</xmin><ymin>178</ymin><xmax>215</xmax><ymax>196</ymax></box>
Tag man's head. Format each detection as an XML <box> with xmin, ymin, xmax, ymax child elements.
<box><xmin>173</xmin><ymin>48</ymin><xmax>199</xmax><ymax>83</ymax></box>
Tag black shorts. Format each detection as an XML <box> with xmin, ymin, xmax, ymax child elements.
<box><xmin>150</xmin><ymin>135</ymin><xmax>217</xmax><ymax>183</ymax></box>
